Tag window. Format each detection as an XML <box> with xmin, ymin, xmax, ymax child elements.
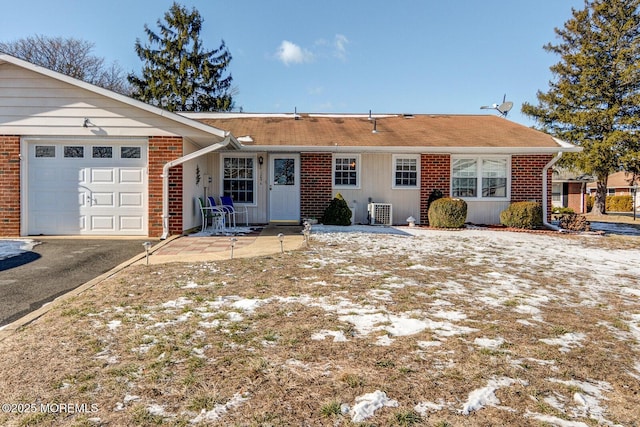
<box><xmin>64</xmin><ymin>146</ymin><xmax>84</xmax><ymax>158</ymax></box>
<box><xmin>121</xmin><ymin>147</ymin><xmax>141</xmax><ymax>159</ymax></box>
<box><xmin>35</xmin><ymin>146</ymin><xmax>55</xmax><ymax>158</ymax></box>
<box><xmin>481</xmin><ymin>158</ymin><xmax>507</xmax><ymax>197</ymax></box>
<box><xmin>334</xmin><ymin>155</ymin><xmax>359</xmax><ymax>187</ymax></box>
<box><xmin>552</xmin><ymin>183</ymin><xmax>562</xmax><ymax>203</ymax></box>
<box><xmin>452</xmin><ymin>159</ymin><xmax>478</xmax><ymax>197</ymax></box>
<box><xmin>607</xmin><ymin>188</ymin><xmax>616</xmax><ymax>196</ymax></box>
<box><xmin>393</xmin><ymin>155</ymin><xmax>419</xmax><ymax>188</ymax></box>
<box><xmin>451</xmin><ymin>157</ymin><xmax>509</xmax><ymax>199</ymax></box>
<box><xmin>92</xmin><ymin>146</ymin><xmax>113</xmax><ymax>158</ymax></box>
<box><xmin>222</xmin><ymin>156</ymin><xmax>255</xmax><ymax>203</ymax></box>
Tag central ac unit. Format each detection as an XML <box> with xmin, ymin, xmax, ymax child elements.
<box><xmin>368</xmin><ymin>203</ymin><xmax>392</xmax><ymax>225</ymax></box>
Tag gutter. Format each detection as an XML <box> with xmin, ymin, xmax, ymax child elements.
<box><xmin>542</xmin><ymin>151</ymin><xmax>563</xmax><ymax>232</ymax></box>
<box><xmin>161</xmin><ymin>132</ymin><xmax>235</xmax><ymax>240</ymax></box>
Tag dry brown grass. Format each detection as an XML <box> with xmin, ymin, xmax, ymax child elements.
<box><xmin>0</xmin><ymin>229</ymin><xmax>639</xmax><ymax>426</ymax></box>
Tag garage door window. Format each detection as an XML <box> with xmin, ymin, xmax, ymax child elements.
<box><xmin>64</xmin><ymin>146</ymin><xmax>84</xmax><ymax>158</ymax></box>
<box><xmin>35</xmin><ymin>146</ymin><xmax>55</xmax><ymax>158</ymax></box>
<box><xmin>121</xmin><ymin>147</ymin><xmax>141</xmax><ymax>159</ymax></box>
<box><xmin>92</xmin><ymin>146</ymin><xmax>113</xmax><ymax>158</ymax></box>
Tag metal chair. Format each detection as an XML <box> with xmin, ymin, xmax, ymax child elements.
<box><xmin>207</xmin><ymin>196</ymin><xmax>236</xmax><ymax>228</ymax></box>
<box><xmin>220</xmin><ymin>195</ymin><xmax>249</xmax><ymax>226</ymax></box>
<box><xmin>197</xmin><ymin>197</ymin><xmax>225</xmax><ymax>233</ymax></box>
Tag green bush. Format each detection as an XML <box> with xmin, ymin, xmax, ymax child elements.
<box><xmin>552</xmin><ymin>206</ymin><xmax>575</xmax><ymax>214</ymax></box>
<box><xmin>428</xmin><ymin>198</ymin><xmax>467</xmax><ymax>228</ymax></box>
<box><xmin>322</xmin><ymin>193</ymin><xmax>352</xmax><ymax>225</ymax></box>
<box><xmin>500</xmin><ymin>201</ymin><xmax>543</xmax><ymax>229</ymax></box>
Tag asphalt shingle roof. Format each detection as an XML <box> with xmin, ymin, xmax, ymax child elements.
<box><xmin>197</xmin><ymin>113</ymin><xmax>562</xmax><ymax>149</ymax></box>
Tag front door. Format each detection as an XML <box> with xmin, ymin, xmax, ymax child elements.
<box><xmin>269</xmin><ymin>154</ymin><xmax>300</xmax><ymax>224</ymax></box>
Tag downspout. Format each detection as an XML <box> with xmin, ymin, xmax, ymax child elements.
<box><xmin>542</xmin><ymin>151</ymin><xmax>563</xmax><ymax>231</ymax></box>
<box><xmin>161</xmin><ymin>132</ymin><xmax>233</xmax><ymax>240</ymax></box>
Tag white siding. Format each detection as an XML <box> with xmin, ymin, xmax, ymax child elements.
<box><xmin>0</xmin><ymin>63</ymin><xmax>218</xmax><ymax>142</ymax></box>
<box><xmin>464</xmin><ymin>201</ymin><xmax>511</xmax><ymax>224</ymax></box>
<box><xmin>335</xmin><ymin>153</ymin><xmax>421</xmax><ymax>225</ymax></box>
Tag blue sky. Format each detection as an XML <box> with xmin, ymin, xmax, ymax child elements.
<box><xmin>1</xmin><ymin>0</ymin><xmax>584</xmax><ymax>126</ymax></box>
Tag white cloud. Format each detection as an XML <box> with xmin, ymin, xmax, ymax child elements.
<box><xmin>276</xmin><ymin>40</ymin><xmax>314</xmax><ymax>65</ymax></box>
<box><xmin>334</xmin><ymin>34</ymin><xmax>349</xmax><ymax>60</ymax></box>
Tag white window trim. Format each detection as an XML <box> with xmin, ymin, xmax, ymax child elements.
<box><xmin>392</xmin><ymin>154</ymin><xmax>420</xmax><ymax>189</ymax></box>
<box><xmin>451</xmin><ymin>155</ymin><xmax>511</xmax><ymax>201</ymax></box>
<box><xmin>219</xmin><ymin>154</ymin><xmax>258</xmax><ymax>206</ymax></box>
<box><xmin>332</xmin><ymin>153</ymin><xmax>361</xmax><ymax>189</ymax></box>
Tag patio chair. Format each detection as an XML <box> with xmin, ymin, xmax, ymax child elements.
<box><xmin>197</xmin><ymin>197</ymin><xmax>225</xmax><ymax>233</ymax></box>
<box><xmin>220</xmin><ymin>195</ymin><xmax>249</xmax><ymax>226</ymax></box>
<box><xmin>207</xmin><ymin>196</ymin><xmax>236</xmax><ymax>228</ymax></box>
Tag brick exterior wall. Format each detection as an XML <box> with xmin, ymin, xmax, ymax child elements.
<box><xmin>148</xmin><ymin>136</ymin><xmax>183</xmax><ymax>237</ymax></box>
<box><xmin>420</xmin><ymin>154</ymin><xmax>451</xmax><ymax>224</ymax></box>
<box><xmin>300</xmin><ymin>153</ymin><xmax>333</xmax><ymax>221</ymax></box>
<box><xmin>511</xmin><ymin>154</ymin><xmax>554</xmax><ymax>220</ymax></box>
<box><xmin>0</xmin><ymin>136</ymin><xmax>21</xmax><ymax>237</ymax></box>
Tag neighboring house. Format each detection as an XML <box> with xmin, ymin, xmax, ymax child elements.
<box><xmin>0</xmin><ymin>53</ymin><xmax>580</xmax><ymax>238</ymax></box>
<box><xmin>586</xmin><ymin>171</ymin><xmax>640</xmax><ymax>210</ymax></box>
<box><xmin>551</xmin><ymin>167</ymin><xmax>594</xmax><ymax>213</ymax></box>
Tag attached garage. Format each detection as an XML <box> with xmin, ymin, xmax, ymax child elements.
<box><xmin>0</xmin><ymin>53</ymin><xmax>236</xmax><ymax>238</ymax></box>
<box><xmin>24</xmin><ymin>139</ymin><xmax>147</xmax><ymax>235</ymax></box>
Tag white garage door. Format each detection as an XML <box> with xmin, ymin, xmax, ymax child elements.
<box><xmin>27</xmin><ymin>141</ymin><xmax>147</xmax><ymax>236</ymax></box>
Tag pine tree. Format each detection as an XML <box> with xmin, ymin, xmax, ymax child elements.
<box><xmin>128</xmin><ymin>2</ymin><xmax>235</xmax><ymax>112</ymax></box>
<box><xmin>522</xmin><ymin>0</ymin><xmax>640</xmax><ymax>215</ymax></box>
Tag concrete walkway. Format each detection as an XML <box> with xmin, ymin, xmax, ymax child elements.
<box><xmin>136</xmin><ymin>225</ymin><xmax>306</xmax><ymax>265</ymax></box>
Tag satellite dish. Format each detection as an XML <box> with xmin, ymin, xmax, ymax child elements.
<box><xmin>480</xmin><ymin>95</ymin><xmax>513</xmax><ymax>117</ymax></box>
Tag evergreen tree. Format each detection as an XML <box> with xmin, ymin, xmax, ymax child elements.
<box><xmin>522</xmin><ymin>0</ymin><xmax>640</xmax><ymax>215</ymax></box>
<box><xmin>128</xmin><ymin>2</ymin><xmax>235</xmax><ymax>112</ymax></box>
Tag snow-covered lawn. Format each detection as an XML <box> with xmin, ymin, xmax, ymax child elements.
<box><xmin>0</xmin><ymin>227</ymin><xmax>638</xmax><ymax>426</ymax></box>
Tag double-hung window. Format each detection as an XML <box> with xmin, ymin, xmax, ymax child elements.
<box><xmin>393</xmin><ymin>155</ymin><xmax>419</xmax><ymax>188</ymax></box>
<box><xmin>452</xmin><ymin>157</ymin><xmax>509</xmax><ymax>199</ymax></box>
<box><xmin>333</xmin><ymin>155</ymin><xmax>360</xmax><ymax>188</ymax></box>
<box><xmin>222</xmin><ymin>156</ymin><xmax>255</xmax><ymax>203</ymax></box>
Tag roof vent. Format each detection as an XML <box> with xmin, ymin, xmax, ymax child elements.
<box><xmin>403</xmin><ymin>114</ymin><xmax>414</xmax><ymax>119</ymax></box>
<box><xmin>294</xmin><ymin>107</ymin><xmax>301</xmax><ymax>120</ymax></box>
<box><xmin>372</xmin><ymin>119</ymin><xmax>378</xmax><ymax>134</ymax></box>
<box><xmin>368</xmin><ymin>109</ymin><xmax>373</xmax><ymax>121</ymax></box>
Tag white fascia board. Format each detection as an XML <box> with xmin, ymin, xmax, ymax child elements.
<box><xmin>235</xmin><ymin>145</ymin><xmax>582</xmax><ymax>154</ymax></box>
<box><xmin>0</xmin><ymin>54</ymin><xmax>229</xmax><ymax>140</ymax></box>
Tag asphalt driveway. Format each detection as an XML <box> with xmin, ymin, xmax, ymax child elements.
<box><xmin>0</xmin><ymin>238</ymin><xmax>155</xmax><ymax>327</ymax></box>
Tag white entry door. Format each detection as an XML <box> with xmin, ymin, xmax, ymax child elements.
<box><xmin>26</xmin><ymin>141</ymin><xmax>147</xmax><ymax>235</ymax></box>
<box><xmin>269</xmin><ymin>154</ymin><xmax>300</xmax><ymax>224</ymax></box>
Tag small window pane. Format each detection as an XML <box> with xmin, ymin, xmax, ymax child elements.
<box><xmin>64</xmin><ymin>146</ymin><xmax>84</xmax><ymax>158</ymax></box>
<box><xmin>121</xmin><ymin>147</ymin><xmax>141</xmax><ymax>159</ymax></box>
<box><xmin>35</xmin><ymin>146</ymin><xmax>55</xmax><ymax>158</ymax></box>
<box><xmin>92</xmin><ymin>146</ymin><xmax>113</xmax><ymax>158</ymax></box>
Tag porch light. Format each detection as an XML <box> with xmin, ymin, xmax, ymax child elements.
<box><xmin>278</xmin><ymin>233</ymin><xmax>285</xmax><ymax>254</ymax></box>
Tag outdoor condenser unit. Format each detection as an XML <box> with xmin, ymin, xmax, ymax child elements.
<box><xmin>368</xmin><ymin>203</ymin><xmax>393</xmax><ymax>226</ymax></box>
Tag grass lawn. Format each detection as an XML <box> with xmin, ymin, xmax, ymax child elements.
<box><xmin>0</xmin><ymin>227</ymin><xmax>638</xmax><ymax>426</ymax></box>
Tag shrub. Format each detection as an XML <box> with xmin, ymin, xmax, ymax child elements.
<box><xmin>500</xmin><ymin>201</ymin><xmax>543</xmax><ymax>229</ymax></box>
<box><xmin>428</xmin><ymin>198</ymin><xmax>467</xmax><ymax>228</ymax></box>
<box><xmin>425</xmin><ymin>189</ymin><xmax>444</xmax><ymax>226</ymax></box>
<box><xmin>552</xmin><ymin>206</ymin><xmax>575</xmax><ymax>214</ymax></box>
<box><xmin>558</xmin><ymin>213</ymin><xmax>591</xmax><ymax>231</ymax></box>
<box><xmin>607</xmin><ymin>195</ymin><xmax>633</xmax><ymax>212</ymax></box>
<box><xmin>587</xmin><ymin>194</ymin><xmax>633</xmax><ymax>212</ymax></box>
<box><xmin>322</xmin><ymin>193</ymin><xmax>352</xmax><ymax>225</ymax></box>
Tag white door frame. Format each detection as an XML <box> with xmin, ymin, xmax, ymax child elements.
<box><xmin>268</xmin><ymin>153</ymin><xmax>300</xmax><ymax>224</ymax></box>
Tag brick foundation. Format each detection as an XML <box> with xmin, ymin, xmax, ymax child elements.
<box><xmin>0</xmin><ymin>135</ymin><xmax>21</xmax><ymax>237</ymax></box>
<box><xmin>148</xmin><ymin>136</ymin><xmax>183</xmax><ymax>237</ymax></box>
<box><xmin>300</xmin><ymin>153</ymin><xmax>333</xmax><ymax>221</ymax></box>
<box><xmin>420</xmin><ymin>154</ymin><xmax>451</xmax><ymax>224</ymax></box>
